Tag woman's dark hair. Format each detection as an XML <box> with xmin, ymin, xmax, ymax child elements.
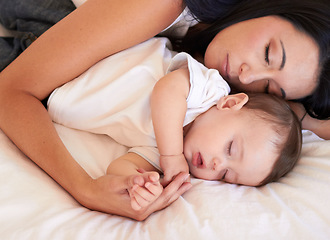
<box><xmin>182</xmin><ymin>0</ymin><xmax>330</xmax><ymax>119</ymax></box>
<box><xmin>182</xmin><ymin>0</ymin><xmax>247</xmax><ymax>23</ymax></box>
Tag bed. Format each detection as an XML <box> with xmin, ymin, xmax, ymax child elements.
<box><xmin>1</xmin><ymin>5</ymin><xmax>330</xmax><ymax>240</ymax></box>
<box><xmin>1</xmin><ymin>116</ymin><xmax>330</xmax><ymax>239</ymax></box>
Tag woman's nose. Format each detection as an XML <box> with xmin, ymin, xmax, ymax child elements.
<box><xmin>239</xmin><ymin>63</ymin><xmax>269</xmax><ymax>84</ymax></box>
<box><xmin>239</xmin><ymin>63</ymin><xmax>255</xmax><ymax>84</ymax></box>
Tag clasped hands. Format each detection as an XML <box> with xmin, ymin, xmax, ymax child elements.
<box><xmin>82</xmin><ymin>168</ymin><xmax>191</xmax><ymax>221</ymax></box>
<box><xmin>125</xmin><ymin>154</ymin><xmax>190</xmax><ymax>220</ymax></box>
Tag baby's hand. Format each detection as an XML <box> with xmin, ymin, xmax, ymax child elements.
<box><xmin>160</xmin><ymin>153</ymin><xmax>190</xmax><ymax>187</ymax></box>
<box><xmin>128</xmin><ymin>170</ymin><xmax>163</xmax><ymax>211</ymax></box>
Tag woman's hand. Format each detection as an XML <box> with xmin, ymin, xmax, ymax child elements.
<box><xmin>288</xmin><ymin>101</ymin><xmax>330</xmax><ymax>140</ymax></box>
<box><xmin>79</xmin><ymin>172</ymin><xmax>191</xmax><ymax>221</ymax></box>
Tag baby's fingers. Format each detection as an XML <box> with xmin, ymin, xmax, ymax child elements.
<box><xmin>130</xmin><ymin>183</ymin><xmax>162</xmax><ymax>209</ymax></box>
<box><xmin>145</xmin><ymin>181</ymin><xmax>163</xmax><ymax>197</ymax></box>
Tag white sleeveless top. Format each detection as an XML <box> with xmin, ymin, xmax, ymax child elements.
<box><xmin>48</xmin><ymin>38</ymin><xmax>229</xmax><ymax>171</ymax></box>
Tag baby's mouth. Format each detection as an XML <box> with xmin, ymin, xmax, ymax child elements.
<box><xmin>192</xmin><ymin>152</ymin><xmax>206</xmax><ymax>168</ymax></box>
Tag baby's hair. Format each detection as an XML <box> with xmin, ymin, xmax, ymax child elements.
<box><xmin>242</xmin><ymin>93</ymin><xmax>302</xmax><ymax>186</ymax></box>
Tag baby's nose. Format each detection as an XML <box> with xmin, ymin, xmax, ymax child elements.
<box><xmin>212</xmin><ymin>158</ymin><xmax>224</xmax><ymax>171</ymax></box>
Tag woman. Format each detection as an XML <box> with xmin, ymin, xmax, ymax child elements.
<box><xmin>182</xmin><ymin>0</ymin><xmax>330</xmax><ymax>139</ymax></box>
<box><xmin>0</xmin><ymin>0</ymin><xmax>328</xmax><ymax>219</ymax></box>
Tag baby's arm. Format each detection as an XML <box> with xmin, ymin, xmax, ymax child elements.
<box><xmin>151</xmin><ymin>68</ymin><xmax>191</xmax><ymax>185</ymax></box>
<box><xmin>107</xmin><ymin>152</ymin><xmax>162</xmax><ymax>210</ymax></box>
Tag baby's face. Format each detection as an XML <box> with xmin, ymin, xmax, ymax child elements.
<box><xmin>183</xmin><ymin>106</ymin><xmax>280</xmax><ymax>186</ymax></box>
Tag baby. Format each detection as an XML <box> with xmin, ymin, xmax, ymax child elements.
<box><xmin>47</xmin><ymin>40</ymin><xmax>302</xmax><ymax>213</ymax></box>
<box><xmin>106</xmin><ymin>56</ymin><xmax>302</xmax><ymax>211</ymax></box>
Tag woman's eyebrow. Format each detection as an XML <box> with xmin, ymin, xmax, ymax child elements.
<box><xmin>279</xmin><ymin>40</ymin><xmax>287</xmax><ymax>99</ymax></box>
<box><xmin>279</xmin><ymin>40</ymin><xmax>286</xmax><ymax>70</ymax></box>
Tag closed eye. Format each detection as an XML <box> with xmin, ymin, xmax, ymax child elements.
<box><xmin>265</xmin><ymin>43</ymin><xmax>270</xmax><ymax>65</ymax></box>
<box><xmin>221</xmin><ymin>169</ymin><xmax>228</xmax><ymax>180</ymax></box>
<box><xmin>227</xmin><ymin>141</ymin><xmax>233</xmax><ymax>156</ymax></box>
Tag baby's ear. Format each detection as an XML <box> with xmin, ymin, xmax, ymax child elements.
<box><xmin>216</xmin><ymin>93</ymin><xmax>249</xmax><ymax>110</ymax></box>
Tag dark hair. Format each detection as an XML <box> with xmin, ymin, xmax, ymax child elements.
<box><xmin>183</xmin><ymin>0</ymin><xmax>247</xmax><ymax>23</ymax></box>
<box><xmin>182</xmin><ymin>0</ymin><xmax>330</xmax><ymax>120</ymax></box>
<box><xmin>298</xmin><ymin>59</ymin><xmax>330</xmax><ymax>119</ymax></box>
<box><xmin>242</xmin><ymin>93</ymin><xmax>302</xmax><ymax>186</ymax></box>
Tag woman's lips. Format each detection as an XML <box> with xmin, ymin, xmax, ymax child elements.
<box><xmin>192</xmin><ymin>152</ymin><xmax>206</xmax><ymax>168</ymax></box>
<box><xmin>221</xmin><ymin>54</ymin><xmax>230</xmax><ymax>81</ymax></box>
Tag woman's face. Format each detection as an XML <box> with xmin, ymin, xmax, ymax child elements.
<box><xmin>204</xmin><ymin>16</ymin><xmax>320</xmax><ymax>100</ymax></box>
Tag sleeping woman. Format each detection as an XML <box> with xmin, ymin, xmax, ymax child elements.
<box><xmin>0</xmin><ymin>0</ymin><xmax>329</xmax><ymax>220</ymax></box>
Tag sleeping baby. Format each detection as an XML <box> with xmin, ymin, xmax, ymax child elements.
<box><xmin>47</xmin><ymin>38</ymin><xmax>302</xmax><ymax>215</ymax></box>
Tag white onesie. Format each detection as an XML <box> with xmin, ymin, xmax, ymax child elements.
<box><xmin>48</xmin><ymin>37</ymin><xmax>230</xmax><ymax>171</ymax></box>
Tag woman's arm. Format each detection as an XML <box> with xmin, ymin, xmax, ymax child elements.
<box><xmin>151</xmin><ymin>68</ymin><xmax>190</xmax><ymax>185</ymax></box>
<box><xmin>0</xmin><ymin>0</ymin><xmax>184</xmax><ymax>215</ymax></box>
<box><xmin>1</xmin><ymin>0</ymin><xmax>184</xmax><ymax>100</ymax></box>
<box><xmin>288</xmin><ymin>101</ymin><xmax>330</xmax><ymax>140</ymax></box>
<box><xmin>302</xmin><ymin>115</ymin><xmax>330</xmax><ymax>140</ymax></box>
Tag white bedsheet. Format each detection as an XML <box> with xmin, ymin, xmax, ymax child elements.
<box><xmin>0</xmin><ymin>124</ymin><xmax>330</xmax><ymax>240</ymax></box>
